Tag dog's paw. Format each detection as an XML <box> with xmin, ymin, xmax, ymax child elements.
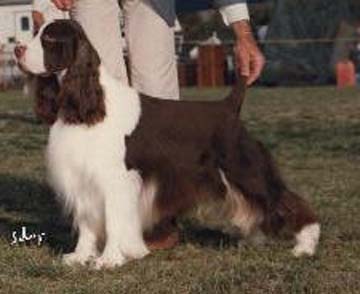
<box><xmin>292</xmin><ymin>223</ymin><xmax>320</xmax><ymax>257</ymax></box>
<box><xmin>92</xmin><ymin>253</ymin><xmax>127</xmax><ymax>270</ymax></box>
<box><xmin>117</xmin><ymin>239</ymin><xmax>150</xmax><ymax>260</ymax></box>
<box><xmin>125</xmin><ymin>244</ymin><xmax>150</xmax><ymax>260</ymax></box>
<box><xmin>62</xmin><ymin>252</ymin><xmax>96</xmax><ymax>266</ymax></box>
<box><xmin>292</xmin><ymin>244</ymin><xmax>316</xmax><ymax>257</ymax></box>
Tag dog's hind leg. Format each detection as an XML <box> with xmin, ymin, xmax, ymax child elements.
<box><xmin>219</xmin><ymin>130</ymin><xmax>320</xmax><ymax>256</ymax></box>
<box><xmin>219</xmin><ymin>170</ymin><xmax>264</xmax><ymax>238</ymax></box>
<box><xmin>277</xmin><ymin>190</ymin><xmax>320</xmax><ymax>257</ymax></box>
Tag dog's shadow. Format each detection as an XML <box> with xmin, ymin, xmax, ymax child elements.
<box><xmin>181</xmin><ymin>224</ymin><xmax>240</xmax><ymax>249</ymax></box>
<box><xmin>0</xmin><ymin>174</ymin><xmax>244</xmax><ymax>254</ymax></box>
<box><xmin>0</xmin><ymin>174</ymin><xmax>75</xmax><ymax>254</ymax></box>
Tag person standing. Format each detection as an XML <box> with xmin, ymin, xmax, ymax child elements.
<box><xmin>51</xmin><ymin>0</ymin><xmax>264</xmax><ymax>100</ymax></box>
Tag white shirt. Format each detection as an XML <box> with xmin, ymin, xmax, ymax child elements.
<box><xmin>220</xmin><ymin>3</ymin><xmax>250</xmax><ymax>25</ymax></box>
<box><xmin>32</xmin><ymin>0</ymin><xmax>69</xmax><ymax>22</ymax></box>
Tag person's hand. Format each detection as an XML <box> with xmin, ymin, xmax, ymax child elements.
<box><xmin>51</xmin><ymin>0</ymin><xmax>74</xmax><ymax>11</ymax></box>
<box><xmin>232</xmin><ymin>20</ymin><xmax>265</xmax><ymax>85</ymax></box>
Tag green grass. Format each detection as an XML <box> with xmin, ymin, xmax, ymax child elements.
<box><xmin>0</xmin><ymin>86</ymin><xmax>359</xmax><ymax>293</ymax></box>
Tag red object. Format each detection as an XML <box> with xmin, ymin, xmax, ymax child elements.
<box><xmin>197</xmin><ymin>45</ymin><xmax>225</xmax><ymax>87</ymax></box>
<box><xmin>336</xmin><ymin>60</ymin><xmax>356</xmax><ymax>88</ymax></box>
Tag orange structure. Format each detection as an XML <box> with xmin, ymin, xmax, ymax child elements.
<box><xmin>336</xmin><ymin>59</ymin><xmax>356</xmax><ymax>88</ymax></box>
<box><xmin>197</xmin><ymin>45</ymin><xmax>225</xmax><ymax>87</ymax></box>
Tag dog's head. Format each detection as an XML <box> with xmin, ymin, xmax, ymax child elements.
<box><xmin>15</xmin><ymin>19</ymin><xmax>99</xmax><ymax>75</ymax></box>
<box><xmin>15</xmin><ymin>20</ymin><xmax>105</xmax><ymax>125</ymax></box>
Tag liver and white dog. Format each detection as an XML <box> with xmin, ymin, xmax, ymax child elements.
<box><xmin>15</xmin><ymin>20</ymin><xmax>320</xmax><ymax>269</ymax></box>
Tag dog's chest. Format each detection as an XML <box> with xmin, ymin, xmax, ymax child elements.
<box><xmin>46</xmin><ymin>70</ymin><xmax>142</xmax><ymax>174</ymax></box>
<box><xmin>47</xmin><ymin>119</ymin><xmax>125</xmax><ymax>174</ymax></box>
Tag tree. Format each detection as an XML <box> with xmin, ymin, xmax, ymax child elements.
<box><xmin>262</xmin><ymin>0</ymin><xmax>351</xmax><ymax>84</ymax></box>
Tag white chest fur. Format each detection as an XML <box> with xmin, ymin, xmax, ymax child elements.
<box><xmin>46</xmin><ymin>66</ymin><xmax>141</xmax><ymax>214</ymax></box>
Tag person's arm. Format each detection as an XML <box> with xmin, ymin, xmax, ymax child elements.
<box><xmin>32</xmin><ymin>0</ymin><xmax>47</xmax><ymax>35</ymax></box>
<box><xmin>218</xmin><ymin>2</ymin><xmax>265</xmax><ymax>85</ymax></box>
<box><xmin>231</xmin><ymin>19</ymin><xmax>265</xmax><ymax>85</ymax></box>
<box><xmin>32</xmin><ymin>11</ymin><xmax>45</xmax><ymax>36</ymax></box>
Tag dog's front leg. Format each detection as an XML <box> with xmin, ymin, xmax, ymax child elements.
<box><xmin>94</xmin><ymin>169</ymin><xmax>149</xmax><ymax>269</ymax></box>
<box><xmin>63</xmin><ymin>221</ymin><xmax>99</xmax><ymax>266</ymax></box>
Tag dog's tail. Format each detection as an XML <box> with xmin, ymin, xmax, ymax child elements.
<box><xmin>225</xmin><ymin>75</ymin><xmax>247</xmax><ymax>114</ymax></box>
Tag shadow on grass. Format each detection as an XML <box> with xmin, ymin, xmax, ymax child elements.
<box><xmin>0</xmin><ymin>174</ymin><xmax>74</xmax><ymax>253</ymax></box>
<box><xmin>0</xmin><ymin>112</ymin><xmax>39</xmax><ymax>124</ymax></box>
<box><xmin>181</xmin><ymin>224</ymin><xmax>240</xmax><ymax>249</ymax></box>
<box><xmin>0</xmin><ymin>173</ymin><xmax>245</xmax><ymax>253</ymax></box>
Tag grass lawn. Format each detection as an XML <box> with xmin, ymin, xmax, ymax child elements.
<box><xmin>0</xmin><ymin>86</ymin><xmax>359</xmax><ymax>293</ymax></box>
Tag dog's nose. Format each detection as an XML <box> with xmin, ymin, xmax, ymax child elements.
<box><xmin>14</xmin><ymin>45</ymin><xmax>26</xmax><ymax>59</ymax></box>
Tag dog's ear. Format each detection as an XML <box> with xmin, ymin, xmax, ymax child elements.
<box><xmin>33</xmin><ymin>74</ymin><xmax>60</xmax><ymax>125</ymax></box>
<box><xmin>59</xmin><ymin>33</ymin><xmax>105</xmax><ymax>125</ymax></box>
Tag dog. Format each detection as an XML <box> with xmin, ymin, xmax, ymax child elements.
<box><xmin>15</xmin><ymin>20</ymin><xmax>320</xmax><ymax>269</ymax></box>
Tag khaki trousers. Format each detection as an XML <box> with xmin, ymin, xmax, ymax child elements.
<box><xmin>71</xmin><ymin>0</ymin><xmax>179</xmax><ymax>100</ymax></box>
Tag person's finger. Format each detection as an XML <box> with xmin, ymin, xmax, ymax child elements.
<box><xmin>247</xmin><ymin>52</ymin><xmax>265</xmax><ymax>85</ymax></box>
<box><xmin>235</xmin><ymin>45</ymin><xmax>250</xmax><ymax>78</ymax></box>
